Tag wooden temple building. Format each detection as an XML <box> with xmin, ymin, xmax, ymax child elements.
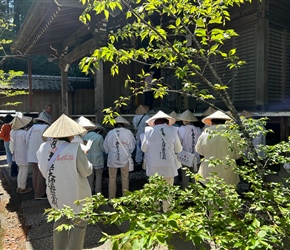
<box><xmin>4</xmin><ymin>0</ymin><xmax>290</xmax><ymax>144</ymax></box>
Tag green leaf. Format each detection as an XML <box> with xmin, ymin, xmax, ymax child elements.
<box><xmin>209</xmin><ymin>17</ymin><xmax>222</xmax><ymax>24</ymax></box>
<box><xmin>168</xmin><ymin>220</ymin><xmax>178</xmax><ymax>228</ymax></box>
<box><xmin>196</xmin><ymin>18</ymin><xmax>205</xmax><ymax>28</ymax></box>
<box><xmin>252</xmin><ymin>218</ymin><xmax>261</xmax><ymax>228</ymax></box>
<box><xmin>229</xmin><ymin>48</ymin><xmax>236</xmax><ymax>56</ymax></box>
<box><xmin>104</xmin><ymin>9</ymin><xmax>109</xmax><ymax>20</ymax></box>
<box><xmin>257</xmin><ymin>230</ymin><xmax>267</xmax><ymax>238</ymax></box>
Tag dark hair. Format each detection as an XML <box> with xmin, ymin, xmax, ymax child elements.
<box><xmin>95</xmin><ymin>128</ymin><xmax>103</xmax><ymax>134</ymax></box>
<box><xmin>45</xmin><ymin>104</ymin><xmax>52</xmax><ymax>109</ymax></box>
<box><xmin>36</xmin><ymin>120</ymin><xmax>46</xmax><ymax>124</ymax></box>
<box><xmin>57</xmin><ymin>137</ymin><xmax>71</xmax><ymax>143</ymax></box>
<box><xmin>154</xmin><ymin>118</ymin><xmax>169</xmax><ymax>125</ymax></box>
<box><xmin>114</xmin><ymin>123</ymin><xmax>125</xmax><ymax>128</ymax></box>
<box><xmin>211</xmin><ymin>119</ymin><xmax>226</xmax><ymax>125</ymax></box>
<box><xmin>4</xmin><ymin>114</ymin><xmax>13</xmax><ymax>123</ymax></box>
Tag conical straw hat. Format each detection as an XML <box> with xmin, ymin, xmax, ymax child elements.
<box><xmin>202</xmin><ymin>110</ymin><xmax>232</xmax><ymax>125</ymax></box>
<box><xmin>240</xmin><ymin>110</ymin><xmax>256</xmax><ymax>118</ymax></box>
<box><xmin>43</xmin><ymin>114</ymin><xmax>87</xmax><ymax>138</ymax></box>
<box><xmin>75</xmin><ymin>116</ymin><xmax>97</xmax><ymax>131</ymax></box>
<box><xmin>146</xmin><ymin>110</ymin><xmax>176</xmax><ymax>126</ymax></box>
<box><xmin>177</xmin><ymin>110</ymin><xmax>198</xmax><ymax>122</ymax></box>
<box><xmin>225</xmin><ymin>111</ymin><xmax>233</xmax><ymax>117</ymax></box>
<box><xmin>11</xmin><ymin>115</ymin><xmax>32</xmax><ymax>130</ymax></box>
<box><xmin>115</xmin><ymin>116</ymin><xmax>130</xmax><ymax>125</ymax></box>
<box><xmin>169</xmin><ymin>111</ymin><xmax>180</xmax><ymax>121</ymax></box>
<box><xmin>202</xmin><ymin>106</ymin><xmax>217</xmax><ymax>117</ymax></box>
<box><xmin>33</xmin><ymin>112</ymin><xmax>51</xmax><ymax>125</ymax></box>
<box><xmin>95</xmin><ymin>123</ymin><xmax>105</xmax><ymax>130</ymax></box>
<box><xmin>135</xmin><ymin>105</ymin><xmax>150</xmax><ymax>115</ymax></box>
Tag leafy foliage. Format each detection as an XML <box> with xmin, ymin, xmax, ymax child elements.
<box><xmin>46</xmin><ymin>0</ymin><xmax>290</xmax><ymax>249</ymax></box>
<box><xmin>0</xmin><ymin>10</ymin><xmax>26</xmax><ymax>106</ymax></box>
<box><xmin>79</xmin><ymin>0</ymin><xmax>248</xmax><ymax>119</ymax></box>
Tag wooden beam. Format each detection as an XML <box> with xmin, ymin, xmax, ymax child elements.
<box><xmin>60</xmin><ymin>59</ymin><xmax>69</xmax><ymax>115</ymax></box>
<box><xmin>11</xmin><ymin>1</ymin><xmax>58</xmax><ymax>54</ymax></box>
<box><xmin>95</xmin><ymin>61</ymin><xmax>104</xmax><ymax>124</ymax></box>
<box><xmin>54</xmin><ymin>0</ymin><xmax>84</xmax><ymax>8</ymax></box>
<box><xmin>282</xmin><ymin>29</ymin><xmax>287</xmax><ymax>100</ymax></box>
<box><xmin>63</xmin><ymin>38</ymin><xmax>96</xmax><ymax>64</ymax></box>
<box><xmin>255</xmin><ymin>17</ymin><xmax>268</xmax><ymax>109</ymax></box>
<box><xmin>62</xmin><ymin>25</ymin><xmax>91</xmax><ymax>49</ymax></box>
<box><xmin>28</xmin><ymin>59</ymin><xmax>33</xmax><ymax>112</ymax></box>
<box><xmin>63</xmin><ymin>38</ymin><xmax>101</xmax><ymax>64</ymax></box>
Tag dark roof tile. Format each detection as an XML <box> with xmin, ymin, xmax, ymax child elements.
<box><xmin>0</xmin><ymin>75</ymin><xmax>91</xmax><ymax>91</ymax></box>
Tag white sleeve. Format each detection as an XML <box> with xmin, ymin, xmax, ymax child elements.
<box><xmin>9</xmin><ymin>131</ymin><xmax>14</xmax><ymax>154</ymax></box>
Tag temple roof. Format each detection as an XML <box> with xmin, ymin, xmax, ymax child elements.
<box><xmin>0</xmin><ymin>75</ymin><xmax>92</xmax><ymax>91</ymax></box>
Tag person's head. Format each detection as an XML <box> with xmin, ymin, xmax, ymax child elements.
<box><xmin>201</xmin><ymin>106</ymin><xmax>218</xmax><ymax>117</ymax></box>
<box><xmin>57</xmin><ymin>137</ymin><xmax>73</xmax><ymax>143</ymax></box>
<box><xmin>114</xmin><ymin>123</ymin><xmax>125</xmax><ymax>128</ymax></box>
<box><xmin>169</xmin><ymin>111</ymin><xmax>178</xmax><ymax>122</ymax></box>
<box><xmin>154</xmin><ymin>118</ymin><xmax>169</xmax><ymax>125</ymax></box>
<box><xmin>44</xmin><ymin>104</ymin><xmax>52</xmax><ymax>114</ymax></box>
<box><xmin>210</xmin><ymin>119</ymin><xmax>227</xmax><ymax>125</ymax></box>
<box><xmin>42</xmin><ymin>114</ymin><xmax>87</xmax><ymax>140</ymax></box>
<box><xmin>95</xmin><ymin>127</ymin><xmax>103</xmax><ymax>134</ymax></box>
<box><xmin>11</xmin><ymin>115</ymin><xmax>32</xmax><ymax>130</ymax></box>
<box><xmin>75</xmin><ymin>116</ymin><xmax>97</xmax><ymax>131</ymax></box>
<box><xmin>115</xmin><ymin>116</ymin><xmax>130</xmax><ymax>128</ymax></box>
<box><xmin>33</xmin><ymin>113</ymin><xmax>51</xmax><ymax>125</ymax></box>
<box><xmin>146</xmin><ymin>110</ymin><xmax>175</xmax><ymax>126</ymax></box>
<box><xmin>201</xmin><ymin>110</ymin><xmax>232</xmax><ymax>126</ymax></box>
<box><xmin>240</xmin><ymin>110</ymin><xmax>257</xmax><ymax>119</ymax></box>
<box><xmin>4</xmin><ymin>114</ymin><xmax>13</xmax><ymax>124</ymax></box>
<box><xmin>135</xmin><ymin>104</ymin><xmax>149</xmax><ymax>115</ymax></box>
<box><xmin>178</xmin><ymin>110</ymin><xmax>198</xmax><ymax>125</ymax></box>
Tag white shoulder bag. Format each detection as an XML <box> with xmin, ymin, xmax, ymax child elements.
<box><xmin>114</xmin><ymin>130</ymin><xmax>134</xmax><ymax>172</ymax></box>
<box><xmin>177</xmin><ymin>150</ymin><xmax>197</xmax><ymax>169</ymax></box>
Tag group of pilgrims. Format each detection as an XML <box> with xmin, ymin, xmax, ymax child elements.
<box><xmin>0</xmin><ymin>104</ymin><xmax>265</xmax><ymax>249</ymax></box>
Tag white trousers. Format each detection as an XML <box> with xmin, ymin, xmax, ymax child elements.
<box><xmin>87</xmin><ymin>168</ymin><xmax>103</xmax><ymax>194</ymax></box>
<box><xmin>162</xmin><ymin>177</ymin><xmax>174</xmax><ymax>212</ymax></box>
<box><xmin>17</xmin><ymin>165</ymin><xmax>29</xmax><ymax>189</ymax></box>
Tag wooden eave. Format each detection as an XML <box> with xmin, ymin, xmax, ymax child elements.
<box><xmin>11</xmin><ymin>0</ymin><xmax>92</xmax><ymax>57</ymax></box>
<box><xmin>11</xmin><ymin>0</ymin><xmax>130</xmax><ymax>66</ymax></box>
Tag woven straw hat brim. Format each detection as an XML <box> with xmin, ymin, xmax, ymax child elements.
<box><xmin>33</xmin><ymin>118</ymin><xmax>51</xmax><ymax>125</ymax></box>
<box><xmin>177</xmin><ymin>110</ymin><xmax>198</xmax><ymax>122</ymax></box>
<box><xmin>115</xmin><ymin>116</ymin><xmax>130</xmax><ymax>125</ymax></box>
<box><xmin>33</xmin><ymin>113</ymin><xmax>51</xmax><ymax>125</ymax></box>
<box><xmin>240</xmin><ymin>110</ymin><xmax>256</xmax><ymax>118</ymax></box>
<box><xmin>135</xmin><ymin>105</ymin><xmax>150</xmax><ymax>115</ymax></box>
<box><xmin>95</xmin><ymin>123</ymin><xmax>105</xmax><ymax>131</ymax></box>
<box><xmin>75</xmin><ymin>116</ymin><xmax>97</xmax><ymax>131</ymax></box>
<box><xmin>202</xmin><ymin>110</ymin><xmax>232</xmax><ymax>125</ymax></box>
<box><xmin>11</xmin><ymin>116</ymin><xmax>32</xmax><ymax>130</ymax></box>
<box><xmin>202</xmin><ymin>106</ymin><xmax>218</xmax><ymax>117</ymax></box>
<box><xmin>43</xmin><ymin>114</ymin><xmax>87</xmax><ymax>138</ymax></box>
<box><xmin>146</xmin><ymin>110</ymin><xmax>176</xmax><ymax>126</ymax></box>
<box><xmin>169</xmin><ymin>111</ymin><xmax>180</xmax><ymax>121</ymax></box>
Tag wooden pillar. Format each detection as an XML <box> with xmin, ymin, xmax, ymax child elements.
<box><xmin>95</xmin><ymin>60</ymin><xmax>104</xmax><ymax>123</ymax></box>
<box><xmin>60</xmin><ymin>60</ymin><xmax>69</xmax><ymax>115</ymax></box>
<box><xmin>27</xmin><ymin>58</ymin><xmax>33</xmax><ymax>112</ymax></box>
<box><xmin>280</xmin><ymin>117</ymin><xmax>289</xmax><ymax>142</ymax></box>
<box><xmin>255</xmin><ymin>1</ymin><xmax>269</xmax><ymax>110</ymax></box>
